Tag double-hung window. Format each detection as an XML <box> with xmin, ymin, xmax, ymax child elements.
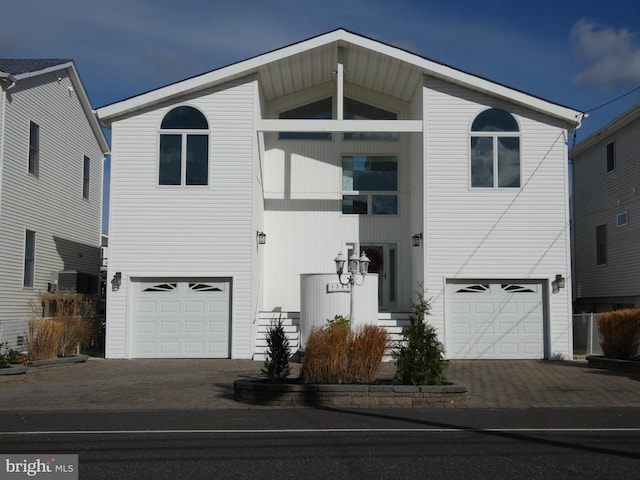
<box><xmin>28</xmin><ymin>121</ymin><xmax>40</xmax><ymax>176</ymax></box>
<box><xmin>159</xmin><ymin>106</ymin><xmax>209</xmax><ymax>186</ymax></box>
<box><xmin>342</xmin><ymin>155</ymin><xmax>398</xmax><ymax>215</ymax></box>
<box><xmin>470</xmin><ymin>109</ymin><xmax>520</xmax><ymax>188</ymax></box>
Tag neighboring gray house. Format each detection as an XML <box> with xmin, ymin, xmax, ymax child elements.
<box><xmin>570</xmin><ymin>103</ymin><xmax>640</xmax><ymax>313</ymax></box>
<box><xmin>0</xmin><ymin>60</ymin><xmax>110</xmax><ymax>349</ymax></box>
<box><xmin>99</xmin><ymin>29</ymin><xmax>583</xmax><ymax>361</ymax></box>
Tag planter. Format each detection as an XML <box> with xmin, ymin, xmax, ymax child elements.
<box><xmin>27</xmin><ymin>354</ymin><xmax>89</xmax><ymax>368</ymax></box>
<box><xmin>586</xmin><ymin>355</ymin><xmax>640</xmax><ymax>374</ymax></box>
<box><xmin>234</xmin><ymin>378</ymin><xmax>469</xmax><ymax>408</ymax></box>
<box><xmin>0</xmin><ymin>364</ymin><xmax>28</xmax><ymax>375</ymax></box>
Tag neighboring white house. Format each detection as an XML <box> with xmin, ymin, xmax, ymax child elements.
<box><xmin>0</xmin><ymin>60</ymin><xmax>110</xmax><ymax>349</ymax></box>
<box><xmin>97</xmin><ymin>29</ymin><xmax>583</xmax><ymax>360</ymax></box>
<box><xmin>570</xmin><ymin>102</ymin><xmax>640</xmax><ymax>313</ymax></box>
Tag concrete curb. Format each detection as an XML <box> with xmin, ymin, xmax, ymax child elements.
<box><xmin>0</xmin><ymin>364</ymin><xmax>28</xmax><ymax>376</ymax></box>
<box><xmin>234</xmin><ymin>378</ymin><xmax>469</xmax><ymax>408</ymax></box>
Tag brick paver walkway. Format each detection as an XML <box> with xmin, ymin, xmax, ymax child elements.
<box><xmin>1</xmin><ymin>358</ymin><xmax>639</xmax><ymax>410</ymax></box>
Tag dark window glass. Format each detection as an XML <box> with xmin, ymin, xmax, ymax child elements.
<box><xmin>606</xmin><ymin>142</ymin><xmax>615</xmax><ymax>172</ymax></box>
<box><xmin>471</xmin><ymin>109</ymin><xmax>519</xmax><ymax>132</ymax></box>
<box><xmin>342</xmin><ymin>195</ymin><xmax>368</xmax><ymax>214</ymax></box>
<box><xmin>372</xmin><ymin>195</ymin><xmax>398</xmax><ymax>214</ymax></box>
<box><xmin>342</xmin><ymin>156</ymin><xmax>397</xmax><ymax>191</ymax></box>
<box><xmin>344</xmin><ymin>98</ymin><xmax>397</xmax><ymax>140</ymax></box>
<box><xmin>497</xmin><ymin>137</ymin><xmax>520</xmax><ymax>187</ymax></box>
<box><xmin>24</xmin><ymin>230</ymin><xmax>35</xmax><ymax>287</ymax></box>
<box><xmin>596</xmin><ymin>224</ymin><xmax>607</xmax><ymax>265</ymax></box>
<box><xmin>28</xmin><ymin>121</ymin><xmax>39</xmax><ymax>175</ymax></box>
<box><xmin>82</xmin><ymin>156</ymin><xmax>90</xmax><ymax>199</ymax></box>
<box><xmin>159</xmin><ymin>135</ymin><xmax>182</xmax><ymax>185</ymax></box>
<box><xmin>279</xmin><ymin>97</ymin><xmax>332</xmax><ymax>140</ymax></box>
<box><xmin>471</xmin><ymin>137</ymin><xmax>494</xmax><ymax>187</ymax></box>
<box><xmin>186</xmin><ymin>135</ymin><xmax>208</xmax><ymax>185</ymax></box>
<box><xmin>161</xmin><ymin>106</ymin><xmax>208</xmax><ymax>129</ymax></box>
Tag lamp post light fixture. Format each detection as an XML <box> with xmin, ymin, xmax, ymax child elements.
<box><xmin>257</xmin><ymin>231</ymin><xmax>267</xmax><ymax>245</ymax></box>
<box><xmin>412</xmin><ymin>233</ymin><xmax>422</xmax><ymax>247</ymax></box>
<box><xmin>334</xmin><ymin>250</ymin><xmax>370</xmax><ymax>325</ymax></box>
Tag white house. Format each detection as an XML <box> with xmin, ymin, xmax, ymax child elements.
<box><xmin>0</xmin><ymin>60</ymin><xmax>110</xmax><ymax>349</ymax></box>
<box><xmin>570</xmin><ymin>103</ymin><xmax>640</xmax><ymax>313</ymax></box>
<box><xmin>97</xmin><ymin>29</ymin><xmax>583</xmax><ymax>360</ymax></box>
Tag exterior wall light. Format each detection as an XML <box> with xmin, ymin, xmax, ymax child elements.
<box><xmin>552</xmin><ymin>274</ymin><xmax>565</xmax><ymax>294</ymax></box>
<box><xmin>412</xmin><ymin>233</ymin><xmax>422</xmax><ymax>247</ymax></box>
<box><xmin>257</xmin><ymin>231</ymin><xmax>266</xmax><ymax>245</ymax></box>
<box><xmin>111</xmin><ymin>272</ymin><xmax>122</xmax><ymax>292</ymax></box>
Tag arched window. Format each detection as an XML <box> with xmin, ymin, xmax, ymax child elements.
<box><xmin>470</xmin><ymin>108</ymin><xmax>520</xmax><ymax>188</ymax></box>
<box><xmin>159</xmin><ymin>106</ymin><xmax>209</xmax><ymax>185</ymax></box>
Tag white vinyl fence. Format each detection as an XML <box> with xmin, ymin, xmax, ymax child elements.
<box><xmin>572</xmin><ymin>313</ymin><xmax>603</xmax><ymax>356</ymax></box>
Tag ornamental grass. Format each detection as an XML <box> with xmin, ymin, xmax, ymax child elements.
<box><xmin>598</xmin><ymin>309</ymin><xmax>640</xmax><ymax>360</ymax></box>
<box><xmin>301</xmin><ymin>324</ymin><xmax>389</xmax><ymax>384</ymax></box>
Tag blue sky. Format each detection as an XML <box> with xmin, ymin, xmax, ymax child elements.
<box><xmin>2</xmin><ymin>0</ymin><xmax>640</xmax><ymax>231</ymax></box>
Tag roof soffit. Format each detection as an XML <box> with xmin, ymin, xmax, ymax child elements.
<box><xmin>97</xmin><ymin>28</ymin><xmax>582</xmax><ymax>126</ymax></box>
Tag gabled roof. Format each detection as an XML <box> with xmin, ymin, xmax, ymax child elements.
<box><xmin>1</xmin><ymin>59</ymin><xmax>109</xmax><ymax>155</ymax></box>
<box><xmin>570</xmin><ymin>102</ymin><xmax>640</xmax><ymax>158</ymax></box>
<box><xmin>97</xmin><ymin>28</ymin><xmax>583</xmax><ymax>127</ymax></box>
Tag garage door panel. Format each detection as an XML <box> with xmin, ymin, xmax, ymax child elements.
<box><xmin>133</xmin><ymin>279</ymin><xmax>230</xmax><ymax>358</ymax></box>
<box><xmin>447</xmin><ymin>280</ymin><xmax>544</xmax><ymax>359</ymax></box>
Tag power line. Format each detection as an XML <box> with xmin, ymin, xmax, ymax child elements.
<box><xmin>585</xmin><ymin>84</ymin><xmax>640</xmax><ymax>113</ymax></box>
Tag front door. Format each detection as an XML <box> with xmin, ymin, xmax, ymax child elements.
<box><xmin>350</xmin><ymin>243</ymin><xmax>396</xmax><ymax>310</ymax></box>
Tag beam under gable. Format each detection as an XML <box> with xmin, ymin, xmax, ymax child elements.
<box><xmin>256</xmin><ymin>119</ymin><xmax>422</xmax><ymax>132</ymax></box>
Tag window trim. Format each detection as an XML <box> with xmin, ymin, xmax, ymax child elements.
<box><xmin>23</xmin><ymin>230</ymin><xmax>36</xmax><ymax>288</ymax></box>
<box><xmin>158</xmin><ymin>105</ymin><xmax>210</xmax><ymax>187</ymax></box>
<box><xmin>82</xmin><ymin>155</ymin><xmax>90</xmax><ymax>199</ymax></box>
<box><xmin>28</xmin><ymin>121</ymin><xmax>40</xmax><ymax>176</ymax></box>
<box><xmin>595</xmin><ymin>224</ymin><xmax>607</xmax><ymax>266</ymax></box>
<box><xmin>469</xmin><ymin>109</ymin><xmax>521</xmax><ymax>189</ymax></box>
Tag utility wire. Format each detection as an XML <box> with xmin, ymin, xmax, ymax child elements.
<box><xmin>585</xmin><ymin>84</ymin><xmax>640</xmax><ymax>113</ymax></box>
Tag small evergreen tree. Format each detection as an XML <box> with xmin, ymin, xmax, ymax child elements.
<box><xmin>261</xmin><ymin>318</ymin><xmax>292</xmax><ymax>381</ymax></box>
<box><xmin>393</xmin><ymin>284</ymin><xmax>447</xmax><ymax>385</ymax></box>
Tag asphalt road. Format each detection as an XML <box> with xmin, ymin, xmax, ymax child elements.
<box><xmin>2</xmin><ymin>408</ymin><xmax>639</xmax><ymax>480</ymax></box>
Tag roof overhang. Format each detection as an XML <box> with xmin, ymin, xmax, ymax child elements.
<box><xmin>570</xmin><ymin>103</ymin><xmax>640</xmax><ymax>158</ymax></box>
<box><xmin>13</xmin><ymin>62</ymin><xmax>109</xmax><ymax>155</ymax></box>
<box><xmin>97</xmin><ymin>28</ymin><xmax>583</xmax><ymax>128</ymax></box>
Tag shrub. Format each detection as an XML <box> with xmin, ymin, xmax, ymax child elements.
<box><xmin>261</xmin><ymin>318</ymin><xmax>292</xmax><ymax>381</ymax></box>
<box><xmin>326</xmin><ymin>314</ymin><xmax>350</xmax><ymax>330</ymax></box>
<box><xmin>300</xmin><ymin>322</ymin><xmax>389</xmax><ymax>384</ymax></box>
<box><xmin>393</xmin><ymin>285</ymin><xmax>447</xmax><ymax>385</ymax></box>
<box><xmin>598</xmin><ymin>309</ymin><xmax>640</xmax><ymax>360</ymax></box>
<box><xmin>28</xmin><ymin>290</ymin><xmax>95</xmax><ymax>360</ymax></box>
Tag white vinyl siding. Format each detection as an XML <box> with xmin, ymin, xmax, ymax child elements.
<box><xmin>422</xmin><ymin>77</ymin><xmax>572</xmax><ymax>359</ymax></box>
<box><xmin>106</xmin><ymin>78</ymin><xmax>256</xmax><ymax>359</ymax></box>
<box><xmin>0</xmin><ymin>69</ymin><xmax>104</xmax><ymax>347</ymax></box>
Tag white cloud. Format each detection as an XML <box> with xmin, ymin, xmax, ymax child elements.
<box><xmin>571</xmin><ymin>19</ymin><xmax>640</xmax><ymax>90</ymax></box>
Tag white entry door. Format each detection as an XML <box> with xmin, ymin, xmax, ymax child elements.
<box><xmin>132</xmin><ymin>279</ymin><xmax>230</xmax><ymax>358</ymax></box>
<box><xmin>446</xmin><ymin>281</ymin><xmax>544</xmax><ymax>359</ymax></box>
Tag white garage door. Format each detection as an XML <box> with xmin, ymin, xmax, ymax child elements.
<box><xmin>446</xmin><ymin>281</ymin><xmax>544</xmax><ymax>359</ymax></box>
<box><xmin>132</xmin><ymin>279</ymin><xmax>230</xmax><ymax>358</ymax></box>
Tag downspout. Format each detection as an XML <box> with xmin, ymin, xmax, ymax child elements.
<box><xmin>0</xmin><ymin>73</ymin><xmax>17</xmax><ymax>234</ymax></box>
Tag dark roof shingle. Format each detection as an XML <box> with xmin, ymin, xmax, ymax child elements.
<box><xmin>0</xmin><ymin>59</ymin><xmax>71</xmax><ymax>76</ymax></box>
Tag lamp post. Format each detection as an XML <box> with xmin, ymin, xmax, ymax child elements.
<box><xmin>334</xmin><ymin>251</ymin><xmax>370</xmax><ymax>326</ymax></box>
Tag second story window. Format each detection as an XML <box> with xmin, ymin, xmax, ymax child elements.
<box><xmin>28</xmin><ymin>121</ymin><xmax>40</xmax><ymax>176</ymax></box>
<box><xmin>159</xmin><ymin>106</ymin><xmax>209</xmax><ymax>186</ymax></box>
<box><xmin>596</xmin><ymin>224</ymin><xmax>607</xmax><ymax>265</ymax></box>
<box><xmin>470</xmin><ymin>108</ymin><xmax>520</xmax><ymax>188</ymax></box>
<box><xmin>606</xmin><ymin>141</ymin><xmax>615</xmax><ymax>173</ymax></box>
<box><xmin>24</xmin><ymin>230</ymin><xmax>36</xmax><ymax>288</ymax></box>
<box><xmin>342</xmin><ymin>155</ymin><xmax>398</xmax><ymax>215</ymax></box>
<box><xmin>279</xmin><ymin>97</ymin><xmax>332</xmax><ymax>140</ymax></box>
<box><xmin>82</xmin><ymin>156</ymin><xmax>90</xmax><ymax>199</ymax></box>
